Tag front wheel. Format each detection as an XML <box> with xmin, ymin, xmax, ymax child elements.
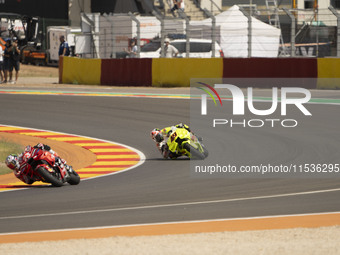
<box><xmin>183</xmin><ymin>143</ymin><xmax>205</xmax><ymax>160</ymax></box>
<box><xmin>36</xmin><ymin>167</ymin><xmax>64</xmax><ymax>187</ymax></box>
<box><xmin>202</xmin><ymin>145</ymin><xmax>209</xmax><ymax>158</ymax></box>
<box><xmin>67</xmin><ymin>171</ymin><xmax>80</xmax><ymax>185</ymax></box>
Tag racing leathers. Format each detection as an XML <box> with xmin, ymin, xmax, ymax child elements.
<box><xmin>151</xmin><ymin>123</ymin><xmax>191</xmax><ymax>159</ymax></box>
<box><xmin>13</xmin><ymin>143</ymin><xmax>69</xmax><ymax>184</ymax></box>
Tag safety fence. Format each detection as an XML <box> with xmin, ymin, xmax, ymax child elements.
<box><xmin>59</xmin><ymin>56</ymin><xmax>340</xmax><ymax>89</ymax></box>
<box><xmin>74</xmin><ymin>5</ymin><xmax>340</xmax><ymax>59</ymax></box>
<box><xmin>3</xmin><ymin>3</ymin><xmax>340</xmax><ymax>59</ymax></box>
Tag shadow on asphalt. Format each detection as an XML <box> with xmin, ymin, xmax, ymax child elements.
<box><xmin>145</xmin><ymin>157</ymin><xmax>190</xmax><ymax>161</ymax></box>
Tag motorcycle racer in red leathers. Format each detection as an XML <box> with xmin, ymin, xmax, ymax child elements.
<box><xmin>5</xmin><ymin>143</ymin><xmax>71</xmax><ymax>184</ymax></box>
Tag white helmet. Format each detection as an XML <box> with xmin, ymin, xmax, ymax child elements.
<box><xmin>5</xmin><ymin>154</ymin><xmax>19</xmax><ymax>171</ymax></box>
<box><xmin>150</xmin><ymin>128</ymin><xmax>164</xmax><ymax>143</ymax></box>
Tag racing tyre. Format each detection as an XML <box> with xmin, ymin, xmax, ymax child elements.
<box><xmin>67</xmin><ymin>171</ymin><xmax>80</xmax><ymax>185</ymax></box>
<box><xmin>36</xmin><ymin>167</ymin><xmax>64</xmax><ymax>187</ymax></box>
<box><xmin>183</xmin><ymin>143</ymin><xmax>205</xmax><ymax>160</ymax></box>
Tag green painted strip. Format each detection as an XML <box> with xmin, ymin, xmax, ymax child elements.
<box><xmin>309</xmin><ymin>98</ymin><xmax>340</xmax><ymax>104</ymax></box>
<box><xmin>0</xmin><ymin>90</ymin><xmax>191</xmax><ymax>98</ymax></box>
<box><xmin>244</xmin><ymin>96</ymin><xmax>340</xmax><ymax>104</ymax></box>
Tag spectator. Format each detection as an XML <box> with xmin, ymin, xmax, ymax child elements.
<box><xmin>58</xmin><ymin>35</ymin><xmax>70</xmax><ymax>57</ymax></box>
<box><xmin>161</xmin><ymin>38</ymin><xmax>179</xmax><ymax>58</ymax></box>
<box><xmin>9</xmin><ymin>37</ymin><xmax>20</xmax><ymax>84</ymax></box>
<box><xmin>3</xmin><ymin>39</ymin><xmax>12</xmax><ymax>83</ymax></box>
<box><xmin>124</xmin><ymin>40</ymin><xmax>138</xmax><ymax>58</ymax></box>
<box><xmin>171</xmin><ymin>0</ymin><xmax>185</xmax><ymax>16</ymax></box>
<box><xmin>0</xmin><ymin>44</ymin><xmax>3</xmax><ymax>84</ymax></box>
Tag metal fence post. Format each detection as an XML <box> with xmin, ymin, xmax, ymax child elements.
<box><xmin>153</xmin><ymin>11</ymin><xmax>165</xmax><ymax>58</ymax></box>
<box><xmin>203</xmin><ymin>8</ymin><xmax>216</xmax><ymax>58</ymax></box>
<box><xmin>208</xmin><ymin>0</ymin><xmax>223</xmax><ymax>13</ymax></box>
<box><xmin>283</xmin><ymin>8</ymin><xmax>296</xmax><ymax>57</ymax></box>
<box><xmin>82</xmin><ymin>13</ymin><xmax>100</xmax><ymax>58</ymax></box>
<box><xmin>178</xmin><ymin>9</ymin><xmax>190</xmax><ymax>58</ymax></box>
<box><xmin>329</xmin><ymin>6</ymin><xmax>340</xmax><ymax>57</ymax></box>
<box><xmin>185</xmin><ymin>17</ymin><xmax>190</xmax><ymax>58</ymax></box>
<box><xmin>239</xmin><ymin>6</ymin><xmax>252</xmax><ymax>58</ymax></box>
<box><xmin>248</xmin><ymin>7</ymin><xmax>252</xmax><ymax>58</ymax></box>
<box><xmin>128</xmin><ymin>12</ymin><xmax>141</xmax><ymax>58</ymax></box>
<box><xmin>102</xmin><ymin>14</ymin><xmax>115</xmax><ymax>58</ymax></box>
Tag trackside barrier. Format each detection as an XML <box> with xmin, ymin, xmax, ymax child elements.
<box><xmin>59</xmin><ymin>57</ymin><xmax>340</xmax><ymax>89</ymax></box>
<box><xmin>61</xmin><ymin>57</ymin><xmax>101</xmax><ymax>85</ymax></box>
<box><xmin>223</xmin><ymin>58</ymin><xmax>318</xmax><ymax>89</ymax></box>
<box><xmin>317</xmin><ymin>58</ymin><xmax>340</xmax><ymax>89</ymax></box>
<box><xmin>101</xmin><ymin>59</ymin><xmax>152</xmax><ymax>86</ymax></box>
<box><xmin>152</xmin><ymin>58</ymin><xmax>223</xmax><ymax>87</ymax></box>
<box><xmin>223</xmin><ymin>58</ymin><xmax>317</xmax><ymax>78</ymax></box>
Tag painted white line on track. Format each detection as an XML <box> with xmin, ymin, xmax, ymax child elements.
<box><xmin>1</xmin><ymin>187</ymin><xmax>340</xmax><ymax>221</ymax></box>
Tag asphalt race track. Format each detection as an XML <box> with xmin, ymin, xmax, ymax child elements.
<box><xmin>0</xmin><ymin>88</ymin><xmax>340</xmax><ymax>234</ymax></box>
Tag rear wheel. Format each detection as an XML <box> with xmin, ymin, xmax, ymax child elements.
<box><xmin>183</xmin><ymin>143</ymin><xmax>205</xmax><ymax>160</ymax></box>
<box><xmin>36</xmin><ymin>167</ymin><xmax>64</xmax><ymax>187</ymax></box>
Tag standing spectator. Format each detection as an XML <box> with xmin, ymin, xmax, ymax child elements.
<box><xmin>58</xmin><ymin>35</ymin><xmax>70</xmax><ymax>57</ymax></box>
<box><xmin>0</xmin><ymin>44</ymin><xmax>4</xmax><ymax>84</ymax></box>
<box><xmin>3</xmin><ymin>39</ymin><xmax>12</xmax><ymax>83</ymax></box>
<box><xmin>124</xmin><ymin>40</ymin><xmax>138</xmax><ymax>58</ymax></box>
<box><xmin>161</xmin><ymin>38</ymin><xmax>179</xmax><ymax>58</ymax></box>
<box><xmin>171</xmin><ymin>0</ymin><xmax>185</xmax><ymax>16</ymax></box>
<box><xmin>9</xmin><ymin>37</ymin><xmax>20</xmax><ymax>84</ymax></box>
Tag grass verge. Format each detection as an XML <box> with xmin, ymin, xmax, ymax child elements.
<box><xmin>0</xmin><ymin>139</ymin><xmax>24</xmax><ymax>175</ymax></box>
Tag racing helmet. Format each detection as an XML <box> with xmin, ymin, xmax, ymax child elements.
<box><xmin>5</xmin><ymin>154</ymin><xmax>19</xmax><ymax>170</ymax></box>
<box><xmin>24</xmin><ymin>145</ymin><xmax>32</xmax><ymax>153</ymax></box>
<box><xmin>151</xmin><ymin>128</ymin><xmax>160</xmax><ymax>139</ymax></box>
<box><xmin>151</xmin><ymin>128</ymin><xmax>164</xmax><ymax>143</ymax></box>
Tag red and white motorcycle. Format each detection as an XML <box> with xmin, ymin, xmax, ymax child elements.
<box><xmin>20</xmin><ymin>147</ymin><xmax>80</xmax><ymax>187</ymax></box>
